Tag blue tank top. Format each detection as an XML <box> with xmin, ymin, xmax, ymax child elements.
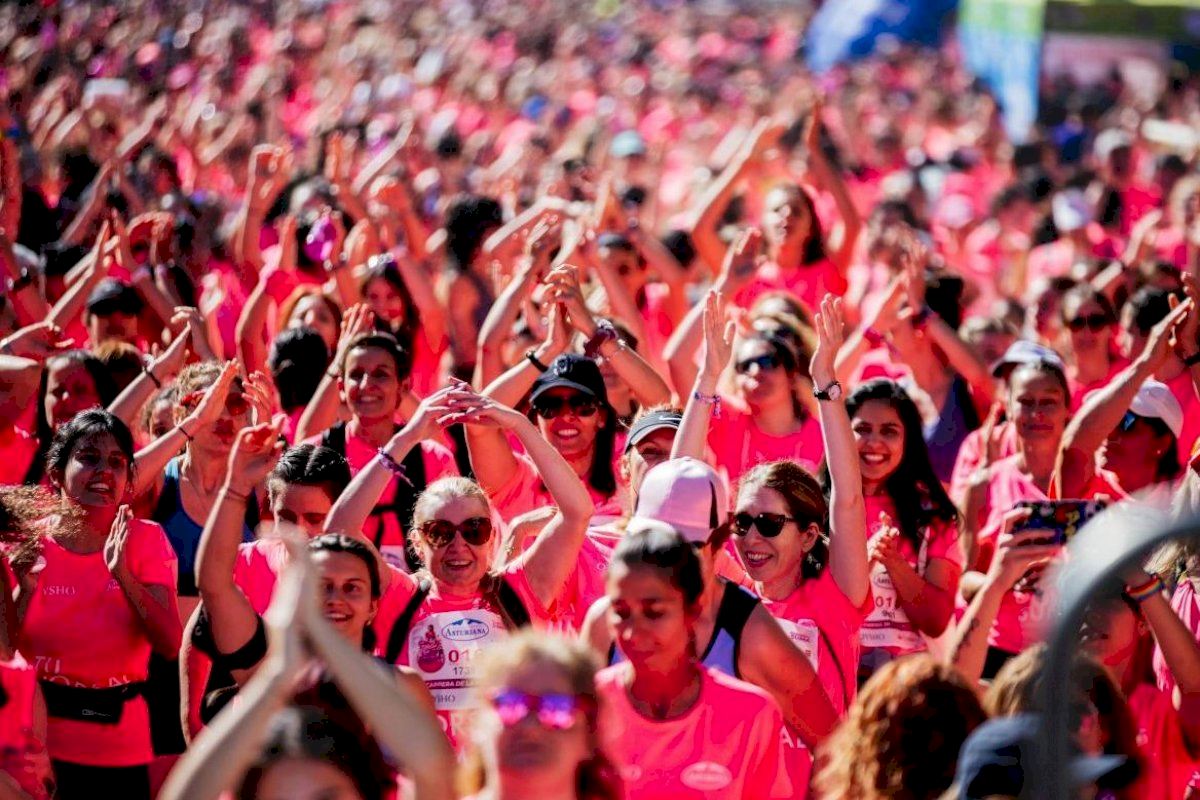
<box><xmin>923</xmin><ymin>375</ymin><xmax>978</xmax><ymax>483</ymax></box>
<box><xmin>153</xmin><ymin>458</ymin><xmax>256</xmax><ymax>597</ymax></box>
<box><xmin>609</xmin><ymin>581</ymin><xmax>758</xmax><ymax>678</ymax></box>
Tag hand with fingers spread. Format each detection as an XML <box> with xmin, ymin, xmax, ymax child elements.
<box><xmin>225</xmin><ymin>420</ymin><xmax>286</xmax><ymax>497</ymax></box>
<box><xmin>244</xmin><ymin>371</ymin><xmax>279</xmax><ymax>425</ymax></box>
<box><xmin>715</xmin><ymin>227</ymin><xmax>764</xmax><ymax>293</ymax></box>
<box><xmin>333</xmin><ymin>303</ymin><xmax>378</xmax><ymax>366</ymax></box>
<box><xmin>180</xmin><ymin>360</ymin><xmax>241</xmax><ymax>439</ymax></box>
<box><xmin>0</xmin><ymin>322</ymin><xmax>71</xmax><ymax>360</ymax></box>
<box><xmin>104</xmin><ymin>505</ymin><xmax>135</xmax><ymax>582</ymax></box>
<box><xmin>525</xmin><ymin>215</ymin><xmax>562</xmax><ymax>269</ymax></box>
<box><xmin>1172</xmin><ymin>275</ymin><xmax>1200</xmax><ymax>361</ymax></box>
<box><xmin>811</xmin><ymin>294</ymin><xmax>845</xmax><ymax>390</ymax></box>
<box><xmin>699</xmin><ymin>289</ymin><xmax>734</xmax><ymax>385</ymax></box>
<box><xmin>863</xmin><ymin>276</ymin><xmax>908</xmax><ymax>338</ymax></box>
<box><xmin>150</xmin><ymin>323</ymin><xmax>192</xmax><ymax>381</ymax></box>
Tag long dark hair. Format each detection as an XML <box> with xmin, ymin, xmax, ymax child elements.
<box><xmin>831</xmin><ymin>380</ymin><xmax>958</xmax><ymax>554</ymax></box>
<box><xmin>25</xmin><ymin>351</ymin><xmax>118</xmax><ymax>485</ymax></box>
<box><xmin>361</xmin><ymin>254</ymin><xmax>421</xmax><ymax>356</ymax></box>
<box><xmin>770</xmin><ymin>184</ymin><xmax>826</xmax><ymax>265</ymax></box>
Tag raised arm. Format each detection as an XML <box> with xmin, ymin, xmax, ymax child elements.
<box><xmin>324</xmin><ymin>386</ymin><xmax>463</xmax><ymax>538</ymax></box>
<box><xmin>547</xmin><ymin>264</ymin><xmax>670</xmax><ymax>408</ymax></box>
<box><xmin>108</xmin><ymin>322</ymin><xmax>190</xmax><ymax>428</ymax></box>
<box><xmin>811</xmin><ymin>295</ymin><xmax>870</xmax><ymax>607</ymax></box>
<box><xmin>948</xmin><ymin>517</ymin><xmax>1058</xmax><ymax>686</ymax></box>
<box><xmin>672</xmin><ymin>290</ymin><xmax>733</xmax><ymax>461</ymax></box>
<box><xmin>132</xmin><ymin>360</ymin><xmax>239</xmax><ymax>500</ymax></box>
<box><xmin>474</xmin><ymin>250</ymin><xmax>545</xmax><ymax>389</ymax></box>
<box><xmin>235</xmin><ymin>216</ymin><xmax>297</xmax><ymax>376</ymax></box>
<box><xmin>47</xmin><ymin>221</ymin><xmax>112</xmax><ymax>334</ymax></box>
<box><xmin>449</xmin><ymin>393</ymin><xmax>593</xmax><ymax>609</ymax></box>
<box><xmin>480</xmin><ymin>298</ymin><xmax>571</xmax><ymax>411</ymax></box>
<box><xmin>1054</xmin><ymin>299</ymin><xmax>1190</xmax><ymax>498</ymax></box>
<box><xmin>195</xmin><ymin>423</ymin><xmax>284</xmax><ymax>680</ymax></box>
<box><xmin>803</xmin><ymin>101</ymin><xmax>861</xmax><ymax>274</ymax></box>
<box><xmin>689</xmin><ymin>121</ymin><xmax>779</xmax><ymax>273</ymax></box>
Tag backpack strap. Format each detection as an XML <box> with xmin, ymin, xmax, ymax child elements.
<box><xmin>721</xmin><ymin>582</ymin><xmax>760</xmax><ymax>678</ymax></box>
<box><xmin>496</xmin><ymin>576</ymin><xmax>531</xmax><ymax>629</ymax></box>
<box><xmin>384</xmin><ymin>577</ymin><xmax>433</xmax><ymax>665</ymax></box>
<box><xmin>320</xmin><ymin>421</ymin><xmax>348</xmax><ymax>456</ymax></box>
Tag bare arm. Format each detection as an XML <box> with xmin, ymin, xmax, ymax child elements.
<box><xmin>741</xmin><ymin>607</ymin><xmax>838</xmax><ymax>748</ymax></box>
<box><xmin>804</xmin><ymin>103</ymin><xmax>861</xmax><ymax>274</ymax></box>
<box><xmin>689</xmin><ymin>123</ymin><xmax>775</xmax><ymax>273</ymax></box>
<box><xmin>812</xmin><ymin>296</ymin><xmax>870</xmax><ymax>606</ymax></box>
<box><xmin>474</xmin><ymin>258</ymin><xmax>541</xmax><ymax>389</ymax></box>
<box><xmin>109</xmin><ymin>506</ymin><xmax>182</xmax><ymax>658</ymax></box>
<box><xmin>672</xmin><ymin>290</ymin><xmax>732</xmax><ymax>460</ymax></box>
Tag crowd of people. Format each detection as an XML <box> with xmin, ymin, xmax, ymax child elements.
<box><xmin>0</xmin><ymin>0</ymin><xmax>1199</xmax><ymax>797</ymax></box>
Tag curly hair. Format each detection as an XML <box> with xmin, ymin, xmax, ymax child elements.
<box><xmin>813</xmin><ymin>655</ymin><xmax>986</xmax><ymax>800</ymax></box>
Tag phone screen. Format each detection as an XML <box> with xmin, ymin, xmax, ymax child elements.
<box><xmin>1014</xmin><ymin>500</ymin><xmax>1108</xmax><ymax>546</ymax></box>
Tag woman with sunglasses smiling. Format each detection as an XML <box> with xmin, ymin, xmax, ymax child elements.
<box><xmin>1059</xmin><ymin>285</ymin><xmax>1127</xmax><ymax>409</ymax></box>
<box><xmin>325</xmin><ymin>383</ymin><xmax>594</xmax><ymax>748</ymax></box>
<box><xmin>459</xmin><ymin>630</ymin><xmax>621</xmax><ymax>800</ymax></box>
<box><xmin>1055</xmin><ymin>299</ymin><xmax>1190</xmax><ymax>505</ymax></box>
<box><xmin>13</xmin><ymin>409</ymin><xmax>181</xmax><ymax>800</ymax></box>
<box><xmin>595</xmin><ymin>521</ymin><xmax>794</xmax><ymax>798</ymax></box>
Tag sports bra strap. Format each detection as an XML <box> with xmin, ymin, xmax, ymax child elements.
<box><xmin>384</xmin><ymin>578</ymin><xmax>433</xmax><ymax>664</ymax></box>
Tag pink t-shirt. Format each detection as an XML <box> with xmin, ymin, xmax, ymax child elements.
<box><xmin>1127</xmin><ymin>684</ymin><xmax>1200</xmax><ymax>800</ymax></box>
<box><xmin>1154</xmin><ymin>576</ymin><xmax>1200</xmax><ymax>697</ymax></box>
<box><xmin>1026</xmin><ymin>228</ymin><xmax>1120</xmax><ymax>285</ymax></box>
<box><xmin>860</xmin><ymin>494</ymin><xmax>963</xmax><ymax>658</ymax></box>
<box><xmin>1069</xmin><ymin>357</ymin><xmax>1129</xmax><ymax>411</ymax></box>
<box><xmin>733</xmin><ymin>258</ymin><xmax>846</xmax><ymax>314</ymax></box>
<box><xmin>1166</xmin><ymin>371</ymin><xmax>1200</xmax><ymax>468</ymax></box>
<box><xmin>20</xmin><ymin>519</ymin><xmax>178</xmax><ymax>766</ymax></box>
<box><xmin>305</xmin><ymin>430</ymin><xmax>457</xmax><ymax>569</ymax></box>
<box><xmin>385</xmin><ymin>566</ymin><xmax>549</xmax><ymax>750</ymax></box>
<box><xmin>488</xmin><ymin>452</ymin><xmax>625</xmax><ymax>526</ymax></box>
<box><xmin>948</xmin><ymin>422</ymin><xmax>1020</xmax><ymax>504</ymax></box>
<box><xmin>974</xmin><ymin>455</ymin><xmax>1054</xmax><ymax>654</ymax></box>
<box><xmin>759</xmin><ymin>567</ymin><xmax>872</xmax><ymax>796</ymax></box>
<box><xmin>707</xmin><ymin>399</ymin><xmax>823</xmax><ymax>486</ymax></box>
<box><xmin>549</xmin><ymin>527</ymin><xmax>621</xmax><ymax>633</ymax></box>
<box><xmin>0</xmin><ymin>425</ymin><xmax>36</xmax><ymax>486</ymax></box>
<box><xmin>596</xmin><ymin>665</ymin><xmax>794</xmax><ymax>799</ymax></box>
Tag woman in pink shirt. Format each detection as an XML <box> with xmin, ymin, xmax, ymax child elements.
<box><xmin>841</xmin><ymin>379</ymin><xmax>963</xmax><ymax>681</ymax></box>
<box><xmin>357</xmin><ymin>254</ymin><xmax>448</xmax><ymax>398</ymax></box>
<box><xmin>1058</xmin><ymin>286</ymin><xmax>1128</xmax><ymax>410</ymax></box>
<box><xmin>22</xmin><ymin>351</ymin><xmax>118</xmax><ymax>486</ymax></box>
<box><xmin>14</xmin><ymin>409</ymin><xmax>181</xmax><ymax>799</ymax></box>
<box><xmin>325</xmin><ymin>385</ymin><xmax>595</xmax><ymax>749</ymax></box>
<box><xmin>596</xmin><ymin>521</ymin><xmax>794</xmax><ymax>799</ymax></box>
<box><xmin>462</xmin><ymin>630</ymin><xmax>622</xmax><ymax>800</ymax></box>
<box><xmin>691</xmin><ymin>110</ymin><xmax>861</xmax><ymax>315</ymax></box>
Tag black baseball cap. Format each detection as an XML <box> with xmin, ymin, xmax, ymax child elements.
<box><xmin>86</xmin><ymin>278</ymin><xmax>143</xmax><ymax>317</ymax></box>
<box><xmin>955</xmin><ymin>715</ymin><xmax>1131</xmax><ymax>799</ymax></box>
<box><xmin>530</xmin><ymin>354</ymin><xmax>610</xmax><ymax>407</ymax></box>
<box><xmin>624</xmin><ymin>410</ymin><xmax>682</xmax><ymax>452</ymax></box>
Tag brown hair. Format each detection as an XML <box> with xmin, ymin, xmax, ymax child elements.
<box><xmin>461</xmin><ymin>630</ymin><xmax>622</xmax><ymax>800</ymax></box>
<box><xmin>813</xmin><ymin>655</ymin><xmax>986</xmax><ymax>800</ymax></box>
<box><xmin>739</xmin><ymin>459</ymin><xmax>829</xmax><ymax>579</ymax></box>
<box><xmin>985</xmin><ymin>643</ymin><xmax>1142</xmax><ymax>798</ymax></box>
<box><xmin>276</xmin><ymin>286</ymin><xmax>341</xmax><ymax>336</ymax></box>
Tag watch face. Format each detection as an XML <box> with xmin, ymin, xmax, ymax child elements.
<box><xmin>829</xmin><ymin>383</ymin><xmax>842</xmax><ymax>401</ymax></box>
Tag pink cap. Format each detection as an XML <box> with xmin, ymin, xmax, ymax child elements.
<box><xmin>632</xmin><ymin>458</ymin><xmax>728</xmax><ymax>544</ymax></box>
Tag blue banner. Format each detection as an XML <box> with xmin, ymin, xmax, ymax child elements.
<box><xmin>958</xmin><ymin>0</ymin><xmax>1047</xmax><ymax>144</ymax></box>
<box><xmin>804</xmin><ymin>0</ymin><xmax>959</xmax><ymax>74</ymax></box>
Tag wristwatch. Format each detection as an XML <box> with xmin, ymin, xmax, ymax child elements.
<box><xmin>814</xmin><ymin>380</ymin><xmax>842</xmax><ymax>402</ymax></box>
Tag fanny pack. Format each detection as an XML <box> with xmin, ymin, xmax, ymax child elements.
<box><xmin>40</xmin><ymin>680</ymin><xmax>147</xmax><ymax>725</ymax></box>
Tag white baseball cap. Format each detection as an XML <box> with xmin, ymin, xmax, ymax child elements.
<box><xmin>1128</xmin><ymin>379</ymin><xmax>1183</xmax><ymax>438</ymax></box>
<box><xmin>632</xmin><ymin>457</ymin><xmax>729</xmax><ymax>545</ymax></box>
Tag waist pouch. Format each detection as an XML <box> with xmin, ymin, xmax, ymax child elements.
<box><xmin>40</xmin><ymin>680</ymin><xmax>147</xmax><ymax>725</ymax></box>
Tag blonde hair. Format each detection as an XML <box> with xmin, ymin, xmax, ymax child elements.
<box><xmin>460</xmin><ymin>631</ymin><xmax>621</xmax><ymax>800</ymax></box>
<box><xmin>814</xmin><ymin>656</ymin><xmax>986</xmax><ymax>800</ymax></box>
<box><xmin>408</xmin><ymin>476</ymin><xmax>497</xmax><ymax>575</ymax></box>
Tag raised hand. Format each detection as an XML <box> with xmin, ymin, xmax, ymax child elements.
<box><xmin>715</xmin><ymin>226</ymin><xmax>764</xmax><ymax>292</ymax></box>
<box><xmin>810</xmin><ymin>294</ymin><xmax>845</xmax><ymax>390</ymax></box>
<box><xmin>1172</xmin><ymin>275</ymin><xmax>1200</xmax><ymax>360</ymax></box>
<box><xmin>1142</xmin><ymin>297</ymin><xmax>1192</xmax><ymax>371</ymax></box>
<box><xmin>544</xmin><ymin>264</ymin><xmax>595</xmax><ymax>336</ymax></box>
<box><xmin>401</xmin><ymin>382</ymin><xmax>477</xmax><ymax>441</ymax></box>
<box><xmin>333</xmin><ymin>303</ymin><xmax>377</xmax><ymax>366</ymax></box>
<box><xmin>263</xmin><ymin>533</ymin><xmax>318</xmax><ymax>678</ymax></box>
<box><xmin>225</xmin><ymin>420</ymin><xmax>286</xmax><ymax>495</ymax></box>
<box><xmin>183</xmin><ymin>360</ymin><xmax>240</xmax><ymax>434</ymax></box>
<box><xmin>988</xmin><ymin>509</ymin><xmax>1060</xmax><ymax>590</ymax></box>
<box><xmin>104</xmin><ymin>505</ymin><xmax>134</xmax><ymax>580</ymax></box>
<box><xmin>248</xmin><ymin>145</ymin><xmax>294</xmax><ymax>212</ymax></box>
<box><xmin>439</xmin><ymin>386</ymin><xmax>527</xmax><ymax>431</ymax></box>
<box><xmin>0</xmin><ymin>322</ymin><xmax>71</xmax><ymax>360</ymax></box>
<box><xmin>243</xmin><ymin>370</ymin><xmax>278</xmax><ymax>425</ymax></box>
<box><xmin>700</xmin><ymin>289</ymin><xmax>734</xmax><ymax>383</ymax></box>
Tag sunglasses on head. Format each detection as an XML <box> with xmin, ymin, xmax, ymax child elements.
<box><xmin>180</xmin><ymin>390</ymin><xmax>250</xmax><ymax>418</ymax></box>
<box><xmin>733</xmin><ymin>511</ymin><xmax>798</xmax><ymax>538</ymax></box>
<box><xmin>419</xmin><ymin>517</ymin><xmax>494</xmax><ymax>548</ymax></box>
<box><xmin>1067</xmin><ymin>312</ymin><xmax>1111</xmax><ymax>333</ymax></box>
<box><xmin>735</xmin><ymin>353</ymin><xmax>783</xmax><ymax>375</ymax></box>
<box><xmin>489</xmin><ymin>689</ymin><xmax>590</xmax><ymax>731</ymax></box>
<box><xmin>1118</xmin><ymin>410</ymin><xmax>1169</xmax><ymax>436</ymax></box>
<box><xmin>532</xmin><ymin>394</ymin><xmax>599</xmax><ymax>419</ymax></box>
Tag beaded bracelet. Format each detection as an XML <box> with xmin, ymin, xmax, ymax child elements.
<box><xmin>1125</xmin><ymin>575</ymin><xmax>1164</xmax><ymax>604</ymax></box>
<box><xmin>692</xmin><ymin>390</ymin><xmax>722</xmax><ymax>418</ymax></box>
<box><xmin>378</xmin><ymin>447</ymin><xmax>414</xmax><ymax>487</ymax></box>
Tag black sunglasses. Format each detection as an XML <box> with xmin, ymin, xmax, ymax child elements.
<box><xmin>419</xmin><ymin>517</ymin><xmax>494</xmax><ymax>547</ymax></box>
<box><xmin>1067</xmin><ymin>312</ymin><xmax>1111</xmax><ymax>333</ymax></box>
<box><xmin>533</xmin><ymin>394</ymin><xmax>599</xmax><ymax>419</ymax></box>
<box><xmin>733</xmin><ymin>512</ymin><xmax>797</xmax><ymax>538</ymax></box>
<box><xmin>735</xmin><ymin>353</ymin><xmax>783</xmax><ymax>375</ymax></box>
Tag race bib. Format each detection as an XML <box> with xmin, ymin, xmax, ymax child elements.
<box><xmin>776</xmin><ymin>618</ymin><xmax>819</xmax><ymax>671</ymax></box>
<box><xmin>860</xmin><ymin>567</ymin><xmax>924</xmax><ymax>652</ymax></box>
<box><xmin>410</xmin><ymin>609</ymin><xmax>506</xmax><ymax>712</ymax></box>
